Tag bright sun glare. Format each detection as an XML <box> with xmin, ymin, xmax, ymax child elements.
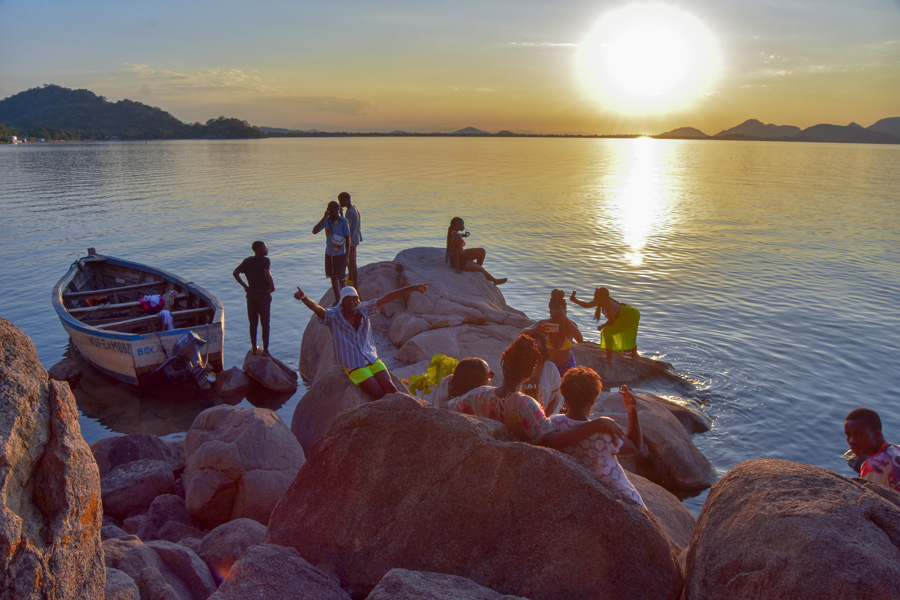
<box><xmin>576</xmin><ymin>4</ymin><xmax>721</xmax><ymax>115</ymax></box>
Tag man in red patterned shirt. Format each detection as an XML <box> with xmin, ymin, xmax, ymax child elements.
<box><xmin>844</xmin><ymin>408</ymin><xmax>900</xmax><ymax>492</ymax></box>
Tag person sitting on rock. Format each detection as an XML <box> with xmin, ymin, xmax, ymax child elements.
<box><xmin>525</xmin><ymin>289</ymin><xmax>583</xmax><ymax>378</ymax></box>
<box><xmin>434</xmin><ymin>357</ymin><xmax>494</xmax><ymax>409</ymax></box>
<box><xmin>550</xmin><ymin>367</ymin><xmax>645</xmax><ymax>506</ymax></box>
<box><xmin>844</xmin><ymin>408</ymin><xmax>900</xmax><ymax>492</ymax></box>
<box><xmin>294</xmin><ymin>283</ymin><xmax>429</xmax><ymax>400</ymax></box>
<box><xmin>445</xmin><ymin>216</ymin><xmax>507</xmax><ymax>285</ymax></box>
<box><xmin>570</xmin><ymin>287</ymin><xmax>640</xmax><ymax>360</ymax></box>
<box><xmin>520</xmin><ymin>332</ymin><xmax>564</xmax><ymax>416</ymax></box>
<box><xmin>449</xmin><ymin>334</ymin><xmax>624</xmax><ymax>449</ymax></box>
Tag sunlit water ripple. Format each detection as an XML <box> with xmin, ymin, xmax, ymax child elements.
<box><xmin>2</xmin><ymin>137</ymin><xmax>898</xmax><ymax>514</ymax></box>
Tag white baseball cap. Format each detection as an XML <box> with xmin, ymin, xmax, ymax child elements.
<box><xmin>338</xmin><ymin>286</ymin><xmax>360</xmax><ymax>302</ymax></box>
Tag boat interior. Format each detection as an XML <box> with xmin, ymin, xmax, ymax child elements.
<box><xmin>63</xmin><ymin>258</ymin><xmax>215</xmax><ymax>334</ymax></box>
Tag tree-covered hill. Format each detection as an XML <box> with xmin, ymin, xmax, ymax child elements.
<box><xmin>0</xmin><ymin>85</ymin><xmax>263</xmax><ymax>140</ymax></box>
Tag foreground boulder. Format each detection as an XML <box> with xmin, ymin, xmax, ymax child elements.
<box><xmin>184</xmin><ymin>405</ymin><xmax>305</xmax><ymax>527</ymax></box>
<box><xmin>103</xmin><ymin>535</ymin><xmax>213</xmax><ymax>600</ymax></box>
<box><xmin>0</xmin><ymin>317</ymin><xmax>105</xmax><ymax>599</ymax></box>
<box><xmin>366</xmin><ymin>568</ymin><xmax>530</xmax><ymax>599</ymax></box>
<box><xmin>197</xmin><ymin>518</ymin><xmax>267</xmax><ymax>583</ymax></box>
<box><xmin>598</xmin><ymin>390</ymin><xmax>717</xmax><ymax>497</ymax></box>
<box><xmin>268</xmin><ymin>394</ymin><xmax>682</xmax><ymax>600</ymax></box>
<box><xmin>685</xmin><ymin>459</ymin><xmax>900</xmax><ymax>599</ymax></box>
<box><xmin>630</xmin><ymin>474</ymin><xmax>696</xmax><ymax>552</ymax></box>
<box><xmin>209</xmin><ymin>543</ymin><xmax>351</xmax><ymax>600</ymax></box>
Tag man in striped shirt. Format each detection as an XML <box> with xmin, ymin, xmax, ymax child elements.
<box><xmin>294</xmin><ymin>283</ymin><xmax>429</xmax><ymax>399</ymax></box>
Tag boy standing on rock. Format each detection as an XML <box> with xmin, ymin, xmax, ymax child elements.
<box><xmin>233</xmin><ymin>241</ymin><xmax>275</xmax><ymax>356</ymax></box>
<box><xmin>294</xmin><ymin>283</ymin><xmax>428</xmax><ymax>400</ymax></box>
<box><xmin>844</xmin><ymin>408</ymin><xmax>900</xmax><ymax>492</ymax></box>
<box><xmin>338</xmin><ymin>192</ymin><xmax>362</xmax><ymax>287</ymax></box>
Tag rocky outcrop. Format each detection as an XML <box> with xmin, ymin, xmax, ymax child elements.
<box><xmin>267</xmin><ymin>394</ymin><xmax>682</xmax><ymax>600</ymax></box>
<box><xmin>183</xmin><ymin>405</ymin><xmax>305</xmax><ymax>527</ymax></box>
<box><xmin>598</xmin><ymin>391</ymin><xmax>717</xmax><ymax>498</ymax></box>
<box><xmin>242</xmin><ymin>351</ymin><xmax>298</xmax><ymax>393</ymax></box>
<box><xmin>0</xmin><ymin>317</ymin><xmax>105</xmax><ymax>599</ymax></box>
<box><xmin>685</xmin><ymin>459</ymin><xmax>900</xmax><ymax>599</ymax></box>
<box><xmin>366</xmin><ymin>568</ymin><xmax>530</xmax><ymax>599</ymax></box>
<box><xmin>630</xmin><ymin>474</ymin><xmax>696</xmax><ymax>552</ymax></box>
<box><xmin>299</xmin><ymin>248</ymin><xmax>690</xmax><ymax>392</ymax></box>
<box><xmin>209</xmin><ymin>543</ymin><xmax>351</xmax><ymax>600</ymax></box>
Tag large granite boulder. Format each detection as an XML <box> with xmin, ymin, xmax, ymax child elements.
<box><xmin>597</xmin><ymin>390</ymin><xmax>717</xmax><ymax>498</ymax></box>
<box><xmin>209</xmin><ymin>543</ymin><xmax>351</xmax><ymax>600</ymax></box>
<box><xmin>242</xmin><ymin>352</ymin><xmax>298</xmax><ymax>393</ymax></box>
<box><xmin>100</xmin><ymin>458</ymin><xmax>176</xmax><ymax>517</ymax></box>
<box><xmin>366</xmin><ymin>568</ymin><xmax>530</xmax><ymax>599</ymax></box>
<box><xmin>103</xmin><ymin>535</ymin><xmax>212</xmax><ymax>600</ymax></box>
<box><xmin>92</xmin><ymin>432</ymin><xmax>185</xmax><ymax>477</ymax></box>
<box><xmin>290</xmin><ymin>367</ymin><xmax>407</xmax><ymax>455</ymax></box>
<box><xmin>685</xmin><ymin>458</ymin><xmax>900</xmax><ymax>599</ymax></box>
<box><xmin>0</xmin><ymin>317</ymin><xmax>105</xmax><ymax>599</ymax></box>
<box><xmin>184</xmin><ymin>405</ymin><xmax>305</xmax><ymax>527</ymax></box>
<box><xmin>631</xmin><ymin>473</ymin><xmax>697</xmax><ymax>552</ymax></box>
<box><xmin>197</xmin><ymin>517</ymin><xmax>267</xmax><ymax>583</ymax></box>
<box><xmin>267</xmin><ymin>394</ymin><xmax>682</xmax><ymax>600</ymax></box>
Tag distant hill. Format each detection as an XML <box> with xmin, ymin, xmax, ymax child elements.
<box><xmin>715</xmin><ymin>119</ymin><xmax>800</xmax><ymax>139</ymax></box>
<box><xmin>794</xmin><ymin>123</ymin><xmax>900</xmax><ymax>144</ymax></box>
<box><xmin>0</xmin><ymin>84</ymin><xmax>263</xmax><ymax>140</ymax></box>
<box><xmin>868</xmin><ymin>117</ymin><xmax>900</xmax><ymax>137</ymax></box>
<box><xmin>656</xmin><ymin>127</ymin><xmax>708</xmax><ymax>139</ymax></box>
<box><xmin>453</xmin><ymin>127</ymin><xmax>489</xmax><ymax>135</ymax></box>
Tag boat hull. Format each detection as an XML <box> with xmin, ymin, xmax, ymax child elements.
<box><xmin>53</xmin><ymin>253</ymin><xmax>224</xmax><ymax>387</ymax></box>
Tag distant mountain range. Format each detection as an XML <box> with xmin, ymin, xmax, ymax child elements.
<box><xmin>2</xmin><ymin>85</ymin><xmax>898</xmax><ymax>145</ymax></box>
<box><xmin>658</xmin><ymin>118</ymin><xmax>900</xmax><ymax>144</ymax></box>
<box><xmin>0</xmin><ymin>85</ymin><xmax>263</xmax><ymax>140</ymax></box>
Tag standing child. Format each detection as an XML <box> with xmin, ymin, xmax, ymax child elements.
<box><xmin>550</xmin><ymin>367</ymin><xmax>645</xmax><ymax>506</ymax></box>
<box><xmin>338</xmin><ymin>192</ymin><xmax>362</xmax><ymax>287</ymax></box>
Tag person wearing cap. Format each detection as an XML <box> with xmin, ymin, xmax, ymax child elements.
<box><xmin>294</xmin><ymin>282</ymin><xmax>430</xmax><ymax>399</ymax></box>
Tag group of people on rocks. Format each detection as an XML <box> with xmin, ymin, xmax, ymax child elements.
<box><xmin>238</xmin><ymin>192</ymin><xmax>900</xmax><ymax>505</ymax></box>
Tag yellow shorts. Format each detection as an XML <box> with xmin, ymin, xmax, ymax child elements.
<box><xmin>345</xmin><ymin>359</ymin><xmax>387</xmax><ymax>385</ymax></box>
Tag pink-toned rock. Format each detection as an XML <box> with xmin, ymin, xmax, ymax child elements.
<box><xmin>242</xmin><ymin>352</ymin><xmax>298</xmax><ymax>393</ymax></box>
<box><xmin>48</xmin><ymin>356</ymin><xmax>82</xmax><ymax>384</ymax></box>
<box><xmin>137</xmin><ymin>494</ymin><xmax>200</xmax><ymax>541</ymax></box>
<box><xmin>630</xmin><ymin>474</ymin><xmax>697</xmax><ymax>552</ymax></box>
<box><xmin>209</xmin><ymin>544</ymin><xmax>352</xmax><ymax>600</ymax></box>
<box><xmin>197</xmin><ymin>518</ymin><xmax>267</xmax><ymax>583</ymax></box>
<box><xmin>91</xmin><ymin>432</ymin><xmax>184</xmax><ymax>477</ymax></box>
<box><xmin>685</xmin><ymin>459</ymin><xmax>900</xmax><ymax>599</ymax></box>
<box><xmin>101</xmin><ymin>459</ymin><xmax>176</xmax><ymax>517</ymax></box>
<box><xmin>0</xmin><ymin>317</ymin><xmax>105</xmax><ymax>600</ymax></box>
<box><xmin>213</xmin><ymin>366</ymin><xmax>252</xmax><ymax>395</ymax></box>
<box><xmin>267</xmin><ymin>394</ymin><xmax>682</xmax><ymax>600</ymax></box>
<box><xmin>146</xmin><ymin>539</ymin><xmax>217</xmax><ymax>600</ymax></box>
<box><xmin>104</xmin><ymin>535</ymin><xmax>194</xmax><ymax>600</ymax></box>
<box><xmin>105</xmin><ymin>567</ymin><xmax>140</xmax><ymax>600</ymax></box>
<box><xmin>290</xmin><ymin>367</ymin><xmax>406</xmax><ymax>455</ymax></box>
<box><xmin>597</xmin><ymin>391</ymin><xmax>716</xmax><ymax>498</ymax></box>
<box><xmin>184</xmin><ymin>405</ymin><xmax>305</xmax><ymax>527</ymax></box>
<box><xmin>366</xmin><ymin>568</ymin><xmax>530</xmax><ymax>599</ymax></box>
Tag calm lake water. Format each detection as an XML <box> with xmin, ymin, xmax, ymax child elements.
<box><xmin>2</xmin><ymin>137</ymin><xmax>898</xmax><ymax>513</ymax></box>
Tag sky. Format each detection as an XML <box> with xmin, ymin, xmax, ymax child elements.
<box><xmin>1</xmin><ymin>0</ymin><xmax>898</xmax><ymax>135</ymax></box>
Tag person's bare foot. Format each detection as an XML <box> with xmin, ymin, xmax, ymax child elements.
<box><xmin>494</xmin><ymin>278</ymin><xmax>508</xmax><ymax>285</ymax></box>
<box><xmin>262</xmin><ymin>349</ymin><xmax>270</xmax><ymax>357</ymax></box>
<box><xmin>251</xmin><ymin>346</ymin><xmax>259</xmax><ymax>355</ymax></box>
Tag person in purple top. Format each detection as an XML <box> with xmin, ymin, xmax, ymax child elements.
<box><xmin>312</xmin><ymin>200</ymin><xmax>352</xmax><ymax>304</ymax></box>
<box><xmin>294</xmin><ymin>282</ymin><xmax>429</xmax><ymax>399</ymax></box>
<box><xmin>233</xmin><ymin>241</ymin><xmax>275</xmax><ymax>356</ymax></box>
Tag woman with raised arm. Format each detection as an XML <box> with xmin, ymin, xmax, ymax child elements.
<box><xmin>570</xmin><ymin>287</ymin><xmax>641</xmax><ymax>360</ymax></box>
<box><xmin>445</xmin><ymin>217</ymin><xmax>507</xmax><ymax>285</ymax></box>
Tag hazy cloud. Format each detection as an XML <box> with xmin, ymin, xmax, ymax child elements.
<box><xmin>123</xmin><ymin>64</ymin><xmax>277</xmax><ymax>95</ymax></box>
<box><xmin>290</xmin><ymin>96</ymin><xmax>375</xmax><ymax>116</ymax></box>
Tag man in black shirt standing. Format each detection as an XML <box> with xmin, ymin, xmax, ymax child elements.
<box><xmin>233</xmin><ymin>241</ymin><xmax>275</xmax><ymax>356</ymax></box>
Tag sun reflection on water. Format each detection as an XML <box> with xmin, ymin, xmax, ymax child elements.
<box><xmin>608</xmin><ymin>137</ymin><xmax>673</xmax><ymax>266</ymax></box>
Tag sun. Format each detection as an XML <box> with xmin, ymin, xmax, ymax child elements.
<box><xmin>576</xmin><ymin>3</ymin><xmax>721</xmax><ymax>115</ymax></box>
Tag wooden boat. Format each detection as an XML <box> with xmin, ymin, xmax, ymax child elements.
<box><xmin>52</xmin><ymin>249</ymin><xmax>224</xmax><ymax>386</ymax></box>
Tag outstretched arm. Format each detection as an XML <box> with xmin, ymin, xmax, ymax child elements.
<box><xmin>617</xmin><ymin>385</ymin><xmax>643</xmax><ymax>456</ymax></box>
<box><xmin>538</xmin><ymin>416</ymin><xmax>625</xmax><ymax>450</ymax></box>
<box><xmin>569</xmin><ymin>290</ymin><xmax>597</xmax><ymax>309</ymax></box>
<box><xmin>294</xmin><ymin>286</ymin><xmax>326</xmax><ymax>320</ymax></box>
<box><xmin>376</xmin><ymin>283</ymin><xmax>430</xmax><ymax>308</ymax></box>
